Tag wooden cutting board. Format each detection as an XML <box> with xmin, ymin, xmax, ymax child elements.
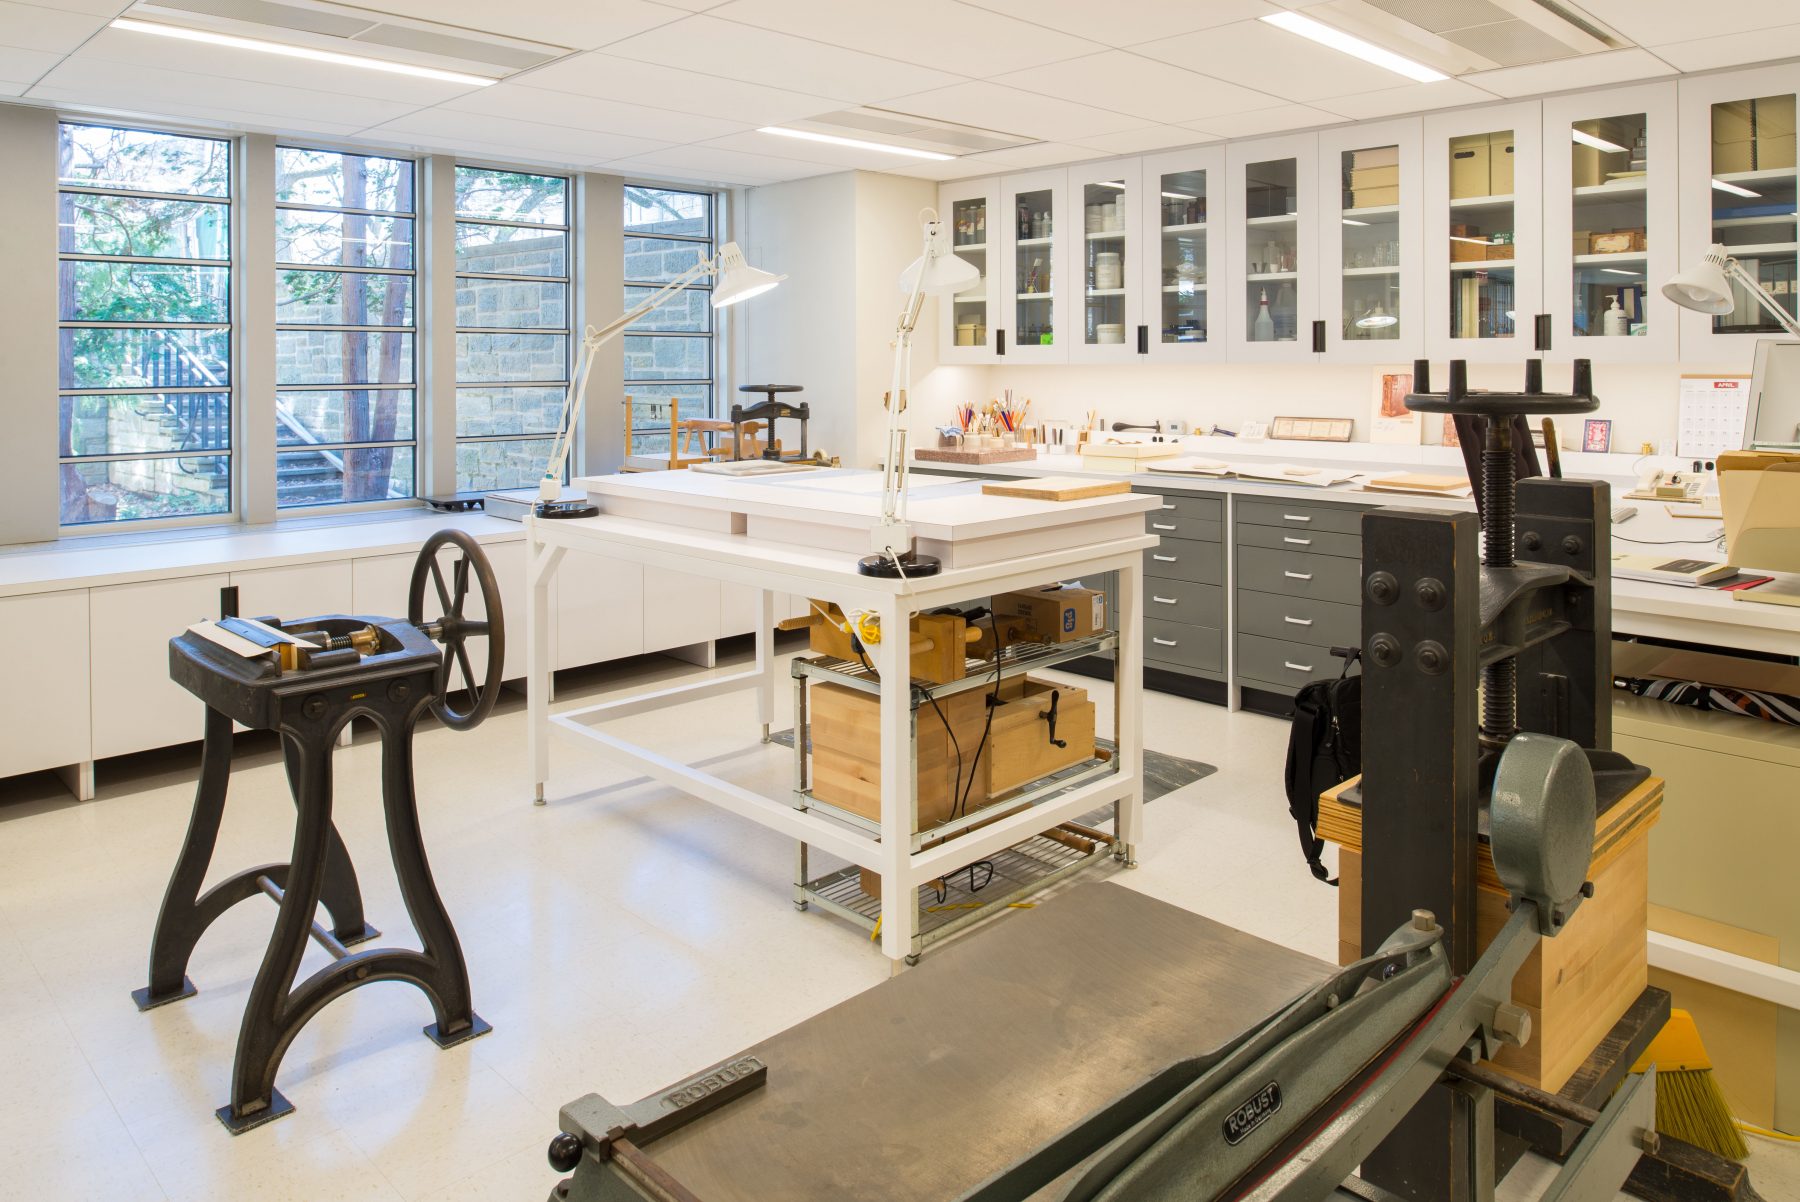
<box><xmin>914</xmin><ymin>446</ymin><xmax>1039</xmax><ymax>464</ymax></box>
<box><xmin>1366</xmin><ymin>472</ymin><xmax>1470</xmax><ymax>493</ymax></box>
<box><xmin>980</xmin><ymin>477</ymin><xmax>1132</xmax><ymax>502</ymax></box>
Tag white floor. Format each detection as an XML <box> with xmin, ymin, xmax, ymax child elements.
<box><xmin>0</xmin><ymin>643</ymin><xmax>1793</xmax><ymax>1200</ymax></box>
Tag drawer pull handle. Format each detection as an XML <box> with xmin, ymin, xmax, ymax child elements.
<box><xmin>1283</xmin><ymin>513</ymin><xmax>1312</xmax><ymax>523</ymax></box>
<box><xmin>1152</xmin><ymin>522</ymin><xmax>1177</xmax><ymax>531</ymax></box>
<box><xmin>1152</xmin><ymin>554</ymin><xmax>1177</xmax><ymax>562</ymax></box>
<box><xmin>1284</xmin><ymin>570</ymin><xmax>1313</xmax><ymax>581</ymax></box>
<box><xmin>1284</xmin><ymin>660</ymin><xmax>1314</xmax><ymax>672</ymax></box>
<box><xmin>1152</xmin><ymin>637</ymin><xmax>1179</xmax><ymax>647</ymax></box>
<box><xmin>1283</xmin><ymin>536</ymin><xmax>1311</xmax><ymax>545</ymax></box>
<box><xmin>1161</xmin><ymin>503</ymin><xmax>1176</xmax><ymax>510</ymax></box>
<box><xmin>1151</xmin><ymin>596</ymin><xmax>1179</xmax><ymax>605</ymax></box>
<box><xmin>1284</xmin><ymin>616</ymin><xmax>1314</xmax><ymax>626</ymax></box>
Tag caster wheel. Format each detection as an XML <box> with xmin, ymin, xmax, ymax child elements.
<box><xmin>904</xmin><ymin>954</ymin><xmax>920</xmax><ymax>966</ymax></box>
<box><xmin>793</xmin><ymin>900</ymin><xmax>809</xmax><ymax>912</ymax></box>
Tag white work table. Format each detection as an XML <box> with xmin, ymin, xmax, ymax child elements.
<box><xmin>525</xmin><ymin>468</ymin><xmax>1159</xmax><ymax>963</ymax></box>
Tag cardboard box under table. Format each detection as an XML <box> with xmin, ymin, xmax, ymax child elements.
<box><xmin>1319</xmin><ymin>771</ymin><xmax>1662</xmax><ymax>1093</ymax></box>
<box><xmin>993</xmin><ymin>584</ymin><xmax>1107</xmax><ymax>643</ymax></box>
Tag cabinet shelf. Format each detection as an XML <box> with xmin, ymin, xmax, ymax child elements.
<box><xmin>1573</xmin><ymin>252</ymin><xmax>1646</xmax><ymax>265</ymax></box>
<box><xmin>953</xmin><ymin>295</ymin><xmax>987</xmax><ymax>304</ymax></box>
<box><xmin>1246</xmin><ymin>271</ymin><xmax>1297</xmax><ymax>281</ymax></box>
<box><xmin>1085</xmin><ymin>230</ymin><xmax>1126</xmax><ymax>241</ymax></box>
<box><xmin>1718</xmin><ymin>241</ymin><xmax>1799</xmax><ymax>256</ymax></box>
<box><xmin>1246</xmin><ymin>214</ymin><xmax>1299</xmax><ymax>226</ymax></box>
<box><xmin>1085</xmin><ymin>288</ymin><xmax>1127</xmax><ymax>297</ymax></box>
<box><xmin>1573</xmin><ymin>181</ymin><xmax>1647</xmax><ymax>198</ymax></box>
<box><xmin>1713</xmin><ymin>168</ymin><xmax>1798</xmax><ymax>187</ymax></box>
<box><xmin>1015</xmin><ymin>292</ymin><xmax>1054</xmax><ymax>301</ymax></box>
<box><xmin>1017</xmin><ymin>236</ymin><xmax>1054</xmax><ymax>247</ymax></box>
<box><xmin>1161</xmin><ymin>283</ymin><xmax>1208</xmax><ymax>292</ymax></box>
<box><xmin>1343</xmin><ymin>265</ymin><xmax>1400</xmax><ymax>276</ymax></box>
<box><xmin>1451</xmin><ymin>259</ymin><xmax>1514</xmax><ymax>271</ymax></box>
<box><xmin>953</xmin><ymin>242</ymin><xmax>988</xmax><ymax>253</ymax></box>
<box><xmin>1342</xmin><ymin>204</ymin><xmax>1400</xmax><ymax>220</ymax></box>
<box><xmin>1450</xmin><ymin>194</ymin><xmax>1515</xmax><ymax>212</ymax></box>
<box><xmin>1161</xmin><ymin>222</ymin><xmax>1207</xmax><ymax>234</ymax></box>
<box><xmin>1713</xmin><ymin>214</ymin><xmax>1799</xmax><ymax>230</ymax></box>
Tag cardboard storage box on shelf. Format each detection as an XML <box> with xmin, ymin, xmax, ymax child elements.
<box><xmin>1349</xmin><ymin>145</ymin><xmax>1399</xmax><ymax>170</ymax></box>
<box><xmin>1349</xmin><ymin>164</ymin><xmax>1398</xmax><ymax>190</ymax></box>
<box><xmin>1489</xmin><ymin>132</ymin><xmax>1516</xmax><ymax>195</ymax></box>
<box><xmin>1449</xmin><ymin>136</ymin><xmax>1491</xmax><ymax>199</ymax></box>
<box><xmin>1758</xmin><ymin>98</ymin><xmax>1797</xmax><ymax>170</ymax></box>
<box><xmin>1572</xmin><ymin>145</ymin><xmax>1606</xmax><ymax>189</ymax></box>
<box><xmin>1589</xmin><ymin>230</ymin><xmax>1646</xmax><ymax>254</ymax></box>
<box><xmin>1350</xmin><ymin>185</ymin><xmax>1399</xmax><ymax>208</ymax></box>
<box><xmin>1486</xmin><ymin>236</ymin><xmax>1514</xmax><ymax>261</ymax></box>
<box><xmin>994</xmin><ymin>584</ymin><xmax>1107</xmax><ymax>643</ymax></box>
<box><xmin>1450</xmin><ymin>224</ymin><xmax>1488</xmax><ymax>261</ymax></box>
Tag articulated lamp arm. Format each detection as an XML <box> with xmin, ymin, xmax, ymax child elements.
<box><xmin>1725</xmin><ymin>255</ymin><xmax>1800</xmax><ymax>340</ymax></box>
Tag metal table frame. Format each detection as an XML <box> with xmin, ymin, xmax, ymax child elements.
<box><xmin>524</xmin><ymin>510</ymin><xmax>1154</xmax><ymax>962</ymax></box>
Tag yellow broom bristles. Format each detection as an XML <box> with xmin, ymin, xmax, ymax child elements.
<box><xmin>1632</xmin><ymin>1010</ymin><xmax>1749</xmax><ymax>1161</ymax></box>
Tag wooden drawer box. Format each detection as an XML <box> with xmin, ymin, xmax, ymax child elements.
<box><xmin>1146</xmin><ymin>512</ymin><xmax>1222</xmax><ymax>543</ymax></box>
<box><xmin>1235</xmin><ymin>521</ymin><xmax>1360</xmax><ymax>561</ymax></box>
<box><xmin>811</xmin><ymin>681</ymin><xmax>1005</xmax><ymax>831</ymax></box>
<box><xmin>987</xmin><ymin>678</ymin><xmax>1096</xmax><ymax>796</ymax></box>
<box><xmin>1324</xmin><ymin>774</ymin><xmax>1661</xmax><ymax>1092</ymax></box>
<box><xmin>1236</xmin><ymin>589</ymin><xmax>1360</xmax><ymax>649</ymax></box>
<box><xmin>1237</xmin><ymin>545</ymin><xmax>1362</xmax><ymax>601</ymax></box>
<box><xmin>1237</xmin><ymin>498</ymin><xmax>1369</xmax><ymax>537</ymax></box>
<box><xmin>1141</xmin><ymin>492</ymin><xmax>1222</xmax><ymax>523</ymax></box>
<box><xmin>1145</xmin><ymin>578</ymin><xmax>1224</xmax><ymax>629</ymax></box>
<box><xmin>1145</xmin><ymin>540</ymin><xmax>1223</xmax><ymax>585</ymax></box>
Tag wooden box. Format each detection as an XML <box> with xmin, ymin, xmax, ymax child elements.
<box><xmin>993</xmin><ymin>585</ymin><xmax>1106</xmax><ymax>643</ymax></box>
<box><xmin>1322</xmin><ymin>774</ymin><xmax>1661</xmax><ymax>1092</ymax></box>
<box><xmin>1449</xmin><ymin>136</ymin><xmax>1491</xmax><ymax>199</ymax></box>
<box><xmin>1589</xmin><ymin>230</ymin><xmax>1645</xmax><ymax>255</ymax></box>
<box><xmin>810</xmin><ymin>681</ymin><xmax>1009</xmax><ymax>831</ymax></box>
<box><xmin>986</xmin><ymin>678</ymin><xmax>1096</xmax><ymax>796</ymax></box>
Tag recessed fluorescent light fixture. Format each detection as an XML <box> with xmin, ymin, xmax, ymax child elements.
<box><xmin>109</xmin><ymin>18</ymin><xmax>497</xmax><ymax>86</ymax></box>
<box><xmin>1259</xmin><ymin>11</ymin><xmax>1446</xmax><ymax>83</ymax></box>
<box><xmin>758</xmin><ymin>126</ymin><xmax>953</xmax><ymax>161</ymax></box>
<box><xmin>1601</xmin><ymin>268</ymin><xmax>1640</xmax><ymax>275</ymax></box>
<box><xmin>1712</xmin><ymin>178</ymin><xmax>1762</xmax><ymax>198</ymax></box>
<box><xmin>1571</xmin><ymin>130</ymin><xmax>1629</xmax><ymax>154</ymax></box>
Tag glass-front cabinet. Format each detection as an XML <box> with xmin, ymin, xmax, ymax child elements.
<box><xmin>1067</xmin><ymin>160</ymin><xmax>1140</xmax><ymax>364</ymax></box>
<box><xmin>998</xmin><ymin>169</ymin><xmax>1068</xmax><ymax>363</ymax></box>
<box><xmin>1426</xmin><ymin>102</ymin><xmax>1542</xmax><ymax>362</ymax></box>
<box><xmin>936</xmin><ymin>179</ymin><xmax>1000</xmax><ymax>364</ymax></box>
<box><xmin>1225</xmin><ymin>134</ymin><xmax>1319</xmax><ymax>361</ymax></box>
<box><xmin>1319</xmin><ymin>118</ymin><xmax>1423</xmax><ymax>361</ymax></box>
<box><xmin>1678</xmin><ymin>65</ymin><xmax>1800</xmax><ymax>364</ymax></box>
<box><xmin>1136</xmin><ymin>146</ymin><xmax>1223</xmax><ymax>361</ymax></box>
<box><xmin>1542</xmin><ymin>84</ymin><xmax>1677</xmax><ymax>363</ymax></box>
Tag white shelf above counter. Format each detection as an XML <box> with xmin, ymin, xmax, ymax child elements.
<box><xmin>1161</xmin><ymin>222</ymin><xmax>1207</xmax><ymax>234</ymax></box>
<box><xmin>1246</xmin><ymin>214</ymin><xmax>1299</xmax><ymax>227</ymax></box>
<box><xmin>1017</xmin><ymin>235</ymin><xmax>1054</xmax><ymax>247</ymax></box>
<box><xmin>1085</xmin><ymin>229</ymin><xmax>1127</xmax><ymax>241</ymax></box>
<box><xmin>1161</xmin><ymin>283</ymin><xmax>1209</xmax><ymax>292</ymax></box>
<box><xmin>1015</xmin><ymin>291</ymin><xmax>1055</xmax><ymax>301</ymax></box>
<box><xmin>1342</xmin><ymin>265</ymin><xmax>1400</xmax><ymax>276</ymax></box>
<box><xmin>1451</xmin><ymin>258</ymin><xmax>1515</xmax><ymax>271</ymax></box>
<box><xmin>1246</xmin><ymin>270</ymin><xmax>1298</xmax><ymax>281</ymax></box>
<box><xmin>1573</xmin><ymin>252</ymin><xmax>1647</xmax><ymax>265</ymax></box>
<box><xmin>1573</xmin><ymin>180</ymin><xmax>1648</xmax><ymax>198</ymax></box>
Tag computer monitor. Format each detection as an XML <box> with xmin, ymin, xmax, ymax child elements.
<box><xmin>1745</xmin><ymin>339</ymin><xmax>1800</xmax><ymax>451</ymax></box>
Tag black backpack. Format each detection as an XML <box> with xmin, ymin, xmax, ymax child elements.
<box><xmin>1282</xmin><ymin>650</ymin><xmax>1362</xmax><ymax>886</ymax></box>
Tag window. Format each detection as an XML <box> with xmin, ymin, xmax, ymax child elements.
<box><xmin>624</xmin><ymin>187</ymin><xmax>716</xmax><ymax>456</ymax></box>
<box><xmin>454</xmin><ymin>166</ymin><xmax>570</xmax><ymax>492</ymax></box>
<box><xmin>57</xmin><ymin>124</ymin><xmax>232</xmax><ymax>526</ymax></box>
<box><xmin>275</xmin><ymin>147</ymin><xmax>417</xmax><ymax>507</ymax></box>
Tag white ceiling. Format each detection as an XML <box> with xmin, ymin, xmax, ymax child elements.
<box><xmin>7</xmin><ymin>0</ymin><xmax>1800</xmax><ymax>189</ymax></box>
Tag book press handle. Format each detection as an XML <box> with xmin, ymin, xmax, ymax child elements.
<box><xmin>132</xmin><ymin>530</ymin><xmax>503</xmax><ymax>1133</ymax></box>
<box><xmin>544</xmin><ymin>733</ymin><xmax>1655</xmax><ymax>1202</ymax></box>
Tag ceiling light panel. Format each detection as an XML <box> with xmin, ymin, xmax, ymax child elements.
<box><xmin>110</xmin><ymin>18</ymin><xmax>499</xmax><ymax>86</ymax></box>
<box><xmin>1134</xmin><ymin>22</ymin><xmax>1413</xmax><ymax>102</ymax></box>
<box><xmin>1260</xmin><ymin>11</ymin><xmax>1448</xmax><ymax>82</ymax></box>
<box><xmin>757</xmin><ymin>126</ymin><xmax>954</xmax><ymax>160</ymax></box>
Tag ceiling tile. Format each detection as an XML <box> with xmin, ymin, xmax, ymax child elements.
<box><xmin>22</xmin><ymin>0</ymin><xmax>129</xmax><ymax>13</ymax></box>
<box><xmin>960</xmin><ymin>140</ymin><xmax>1099</xmax><ymax>170</ymax></box>
<box><xmin>1183</xmin><ymin>104</ymin><xmax>1344</xmax><ymax>140</ymax></box>
<box><xmin>0</xmin><ymin>79</ymin><xmax>24</xmax><ymax>96</ymax></box>
<box><xmin>878</xmin><ymin>81</ymin><xmax>1139</xmax><ymax>142</ymax></box>
<box><xmin>1314</xmin><ymin>78</ymin><xmax>1499</xmax><ymax>121</ymax></box>
<box><xmin>871</xmin><ymin>157</ymin><xmax>1018</xmax><ymax>182</ymax></box>
<box><xmin>443</xmin><ymin>82</ymin><xmax>748</xmax><ymax>143</ymax></box>
<box><xmin>644</xmin><ymin>0</ymin><xmax>734</xmax><ymax>11</ymax></box>
<box><xmin>32</xmin><ymin>55</ymin><xmax>422</xmax><ymax>128</ymax></box>
<box><xmin>1134</xmin><ymin>19</ymin><xmax>1411</xmax><ymax>103</ymax></box>
<box><xmin>0</xmin><ymin>2</ymin><xmax>110</xmax><ymax>54</ymax></box>
<box><xmin>1639</xmin><ymin>28</ymin><xmax>1799</xmax><ymax>74</ymax></box>
<box><xmin>332</xmin><ymin>0</ymin><xmax>681</xmax><ymax>51</ymax></box>
<box><xmin>0</xmin><ymin>45</ymin><xmax>59</xmax><ymax>85</ymax></box>
<box><xmin>604</xmin><ymin>143</ymin><xmax>836</xmax><ymax>184</ymax></box>
<box><xmin>1579</xmin><ymin>0</ymin><xmax>1800</xmax><ymax>48</ymax></box>
<box><xmin>708</xmin><ymin>0</ymin><xmax>1096</xmax><ymax>77</ymax></box>
<box><xmin>702</xmin><ymin>129</ymin><xmax>953</xmax><ymax>171</ymax></box>
<box><xmin>1461</xmin><ymin>49</ymin><xmax>1675</xmax><ymax>100</ymax></box>
<box><xmin>994</xmin><ymin>50</ymin><xmax>1276</xmax><ymax>126</ymax></box>
<box><xmin>32</xmin><ymin>87</ymin><xmax>371</xmax><ymax>136</ymax></box>
<box><xmin>602</xmin><ymin>15</ymin><xmax>960</xmax><ymax>104</ymax></box>
<box><xmin>1068</xmin><ymin>124</ymin><xmax>1217</xmax><ymax>155</ymax></box>
<box><xmin>75</xmin><ymin>26</ymin><xmax>479</xmax><ymax>105</ymax></box>
<box><xmin>513</xmin><ymin>52</ymin><xmax>835</xmax><ymax>126</ymax></box>
<box><xmin>366</xmin><ymin>108</ymin><xmax>673</xmax><ymax>161</ymax></box>
<box><xmin>961</xmin><ymin>0</ymin><xmax>1279</xmax><ymax>48</ymax></box>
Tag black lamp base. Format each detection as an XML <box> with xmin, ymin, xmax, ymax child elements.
<box><xmin>858</xmin><ymin>550</ymin><xmax>941</xmax><ymax>578</ymax></box>
<box><xmin>534</xmin><ymin>500</ymin><xmax>598</xmax><ymax>519</ymax></box>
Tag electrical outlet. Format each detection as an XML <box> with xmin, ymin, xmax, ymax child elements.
<box><xmin>1164</xmin><ymin>418</ymin><xmax>1188</xmax><ymax>436</ymax></box>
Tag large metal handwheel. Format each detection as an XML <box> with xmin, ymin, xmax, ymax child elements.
<box><xmin>408</xmin><ymin>530</ymin><xmax>505</xmax><ymax>731</ymax></box>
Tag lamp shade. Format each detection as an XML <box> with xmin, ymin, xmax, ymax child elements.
<box><xmin>711</xmin><ymin>242</ymin><xmax>786</xmax><ymax>308</ymax></box>
<box><xmin>898</xmin><ymin>216</ymin><xmax>982</xmax><ymax>296</ymax></box>
<box><xmin>1662</xmin><ymin>244</ymin><xmax>1735</xmax><ymax>315</ymax></box>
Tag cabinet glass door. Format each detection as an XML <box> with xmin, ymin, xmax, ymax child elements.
<box><xmin>947</xmin><ymin>192</ymin><xmax>991</xmax><ymax>359</ymax></box>
<box><xmin>1012</xmin><ymin>181</ymin><xmax>1058</xmax><ymax>353</ymax></box>
<box><xmin>1568</xmin><ymin>114</ymin><xmax>1651</xmax><ymax>339</ymax></box>
<box><xmin>1338</xmin><ymin>143</ymin><xmax>1403</xmax><ymax>344</ymax></box>
<box><xmin>1245</xmin><ymin>157</ymin><xmax>1300</xmax><ymax>343</ymax></box>
<box><xmin>1159</xmin><ymin>169</ymin><xmax>1209</xmax><ymax>348</ymax></box>
<box><xmin>1448</xmin><ymin>127</ymin><xmax>1518</xmax><ymax>342</ymax></box>
<box><xmin>1707</xmin><ymin>93</ymin><xmax>1797</xmax><ymax>334</ymax></box>
<box><xmin>1070</xmin><ymin>161</ymin><xmax>1137</xmax><ymax>362</ymax></box>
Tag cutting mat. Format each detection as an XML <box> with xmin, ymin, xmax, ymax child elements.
<box><xmin>980</xmin><ymin>477</ymin><xmax>1131</xmax><ymax>502</ymax></box>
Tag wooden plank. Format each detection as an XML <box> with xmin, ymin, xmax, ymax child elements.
<box><xmin>913</xmin><ymin>446</ymin><xmax>1038</xmax><ymax>464</ymax></box>
<box><xmin>980</xmin><ymin>477</ymin><xmax>1132</xmax><ymax>502</ymax></box>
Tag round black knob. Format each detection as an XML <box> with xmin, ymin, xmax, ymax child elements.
<box><xmin>302</xmin><ymin>695</ymin><xmax>328</xmax><ymax>720</ymax></box>
<box><xmin>1367</xmin><ymin>571</ymin><xmax>1399</xmax><ymax>605</ymax></box>
<box><xmin>1415</xmin><ymin>640</ymin><xmax>1448</xmax><ymax>675</ymax></box>
<box><xmin>1521</xmin><ymin>531</ymin><xmax>1542</xmax><ymax>551</ymax></box>
<box><xmin>1370</xmin><ymin>633</ymin><xmax>1401</xmax><ymax>667</ymax></box>
<box><xmin>1562</xmin><ymin>535</ymin><xmax>1583</xmax><ymax>556</ymax></box>
<box><xmin>1414</xmin><ymin>578</ymin><xmax>1446</xmax><ymax>611</ymax></box>
<box><xmin>547</xmin><ymin>1132</ymin><xmax>583</xmax><ymax>1173</ymax></box>
<box><xmin>387</xmin><ymin>679</ymin><xmax>411</xmax><ymax>703</ymax></box>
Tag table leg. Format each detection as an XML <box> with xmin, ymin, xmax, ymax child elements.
<box><xmin>874</xmin><ymin>593</ymin><xmax>915</xmax><ymax>964</ymax></box>
<box><xmin>1114</xmin><ymin>556</ymin><xmax>1144</xmax><ymax>868</ymax></box>
<box><xmin>527</xmin><ymin>538</ymin><xmax>564</xmax><ymax>806</ymax></box>
<box><xmin>756</xmin><ymin>588</ymin><xmax>775</xmax><ymax>743</ymax></box>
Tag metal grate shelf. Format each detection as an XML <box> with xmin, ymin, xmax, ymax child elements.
<box><xmin>790</xmin><ymin>631</ymin><xmax>1119</xmax><ymax>701</ymax></box>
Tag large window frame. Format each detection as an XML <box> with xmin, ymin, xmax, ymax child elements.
<box><xmin>452</xmin><ymin>164</ymin><xmax>573</xmax><ymax>493</ymax></box>
<box><xmin>56</xmin><ymin>121</ymin><xmax>236</xmax><ymax>531</ymax></box>
<box><xmin>624</xmin><ymin>185</ymin><xmax>718</xmax><ymax>459</ymax></box>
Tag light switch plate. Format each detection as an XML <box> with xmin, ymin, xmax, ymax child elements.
<box><xmin>1164</xmin><ymin>418</ymin><xmax>1188</xmax><ymax>435</ymax></box>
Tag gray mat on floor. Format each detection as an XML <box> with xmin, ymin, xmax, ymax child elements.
<box><xmin>765</xmin><ymin>731</ymin><xmax>1214</xmax><ymax>804</ymax></box>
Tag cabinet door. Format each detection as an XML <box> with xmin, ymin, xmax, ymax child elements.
<box><xmin>1542</xmin><ymin>83</ymin><xmax>1678</xmax><ymax>363</ymax></box>
<box><xmin>557</xmin><ymin>552</ymin><xmax>644</xmax><ymax>668</ymax></box>
<box><xmin>91</xmin><ymin>574</ymin><xmax>226</xmax><ymax>760</ymax></box>
<box><xmin>938</xmin><ymin>178</ymin><xmax>1000</xmax><ymax>364</ymax></box>
<box><xmin>230</xmin><ymin>561</ymin><xmax>353</xmax><ymax>623</ymax></box>
<box><xmin>1677</xmin><ymin>65</ymin><xmax>1800</xmax><ymax>369</ymax></box>
<box><xmin>1226</xmin><ymin>133</ymin><xmax>1321</xmax><ymax>362</ymax></box>
<box><xmin>0</xmin><ymin>591</ymin><xmax>90</xmax><ymax>779</ymax></box>
<box><xmin>1426</xmin><ymin>102</ymin><xmax>1544</xmax><ymax>361</ymax></box>
<box><xmin>1318</xmin><ymin>118</ymin><xmax>1425</xmax><ymax>363</ymax></box>
<box><xmin>644</xmin><ymin>567</ymin><xmax>720</xmax><ymax>653</ymax></box>
<box><xmin>1067</xmin><ymin>158</ymin><xmax>1141</xmax><ymax>364</ymax></box>
<box><xmin>998</xmin><ymin>169</ymin><xmax>1069</xmax><ymax>363</ymax></box>
<box><xmin>1137</xmin><ymin>146</ymin><xmax>1224</xmax><ymax>362</ymax></box>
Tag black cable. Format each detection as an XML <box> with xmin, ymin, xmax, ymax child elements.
<box><xmin>915</xmin><ymin>683</ymin><xmax>963</xmax><ymax>822</ymax></box>
<box><xmin>956</xmin><ymin>608</ymin><xmax>1005</xmax><ymax>820</ymax></box>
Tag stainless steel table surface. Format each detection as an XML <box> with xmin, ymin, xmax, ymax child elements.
<box><xmin>627</xmin><ymin>881</ymin><xmax>1334</xmax><ymax>1200</ymax></box>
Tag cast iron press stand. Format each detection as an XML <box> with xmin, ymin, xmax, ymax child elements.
<box><xmin>131</xmin><ymin>531</ymin><xmax>504</xmax><ymax>1134</ymax></box>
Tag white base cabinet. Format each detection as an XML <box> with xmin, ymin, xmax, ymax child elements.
<box><xmin>89</xmin><ymin>575</ymin><xmax>226</xmax><ymax>762</ymax></box>
<box><xmin>0</xmin><ymin>591</ymin><xmax>90</xmax><ymax>782</ymax></box>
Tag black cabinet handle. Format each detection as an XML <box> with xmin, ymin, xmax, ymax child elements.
<box><xmin>1137</xmin><ymin>324</ymin><xmax>1149</xmax><ymax>354</ymax></box>
<box><xmin>1534</xmin><ymin>313</ymin><xmax>1551</xmax><ymax>352</ymax></box>
<box><xmin>996</xmin><ymin>328</ymin><xmax>1006</xmax><ymax>356</ymax></box>
<box><xmin>1312</xmin><ymin>320</ymin><xmax>1326</xmax><ymax>354</ymax></box>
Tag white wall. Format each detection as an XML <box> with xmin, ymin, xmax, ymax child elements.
<box><xmin>0</xmin><ymin>105</ymin><xmax>59</xmax><ymax>546</ymax></box>
<box><xmin>852</xmin><ymin>173</ymin><xmax>940</xmax><ymax>468</ymax></box>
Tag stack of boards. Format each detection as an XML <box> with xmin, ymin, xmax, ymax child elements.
<box><xmin>979</xmin><ymin>477</ymin><xmax>1131</xmax><ymax>502</ymax></box>
<box><xmin>1358</xmin><ymin>472</ymin><xmax>1474</xmax><ymax>498</ymax></box>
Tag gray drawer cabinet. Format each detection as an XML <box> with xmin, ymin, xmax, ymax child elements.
<box><xmin>1144</xmin><ymin>542</ymin><xmax>1224</xmax><ymax>585</ymax></box>
<box><xmin>1237</xmin><ymin>498</ymin><xmax>1371</xmax><ymax>537</ymax></box>
<box><xmin>1235</xmin><ymin>544</ymin><xmax>1361</xmax><ymax>600</ymax></box>
<box><xmin>1136</xmin><ymin>485</ymin><xmax>1226</xmax><ymax>685</ymax></box>
<box><xmin>1233</xmin><ymin>496</ymin><xmax>1368</xmax><ymax>706</ymax></box>
<box><xmin>1235</xmin><ymin>522</ymin><xmax>1360</xmax><ymax>561</ymax></box>
<box><xmin>1145</xmin><ymin>578</ymin><xmax>1224</xmax><ymax>629</ymax></box>
<box><xmin>1146</xmin><ymin>512</ymin><xmax>1222</xmax><ymax>543</ymax></box>
<box><xmin>1146</xmin><ymin>493</ymin><xmax>1222</xmax><ymax>523</ymax></box>
<box><xmin>1236</xmin><ymin>589</ymin><xmax>1360</xmax><ymax>649</ymax></box>
<box><xmin>1236</xmin><ymin>633</ymin><xmax>1360</xmax><ymax>695</ymax></box>
<box><xmin>1146</xmin><ymin>618</ymin><xmax>1223</xmax><ymax>672</ymax></box>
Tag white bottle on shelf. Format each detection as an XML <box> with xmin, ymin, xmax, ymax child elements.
<box><xmin>1603</xmin><ymin>295</ymin><xmax>1629</xmax><ymax>337</ymax></box>
<box><xmin>1252</xmin><ymin>288</ymin><xmax>1276</xmax><ymax>342</ymax></box>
